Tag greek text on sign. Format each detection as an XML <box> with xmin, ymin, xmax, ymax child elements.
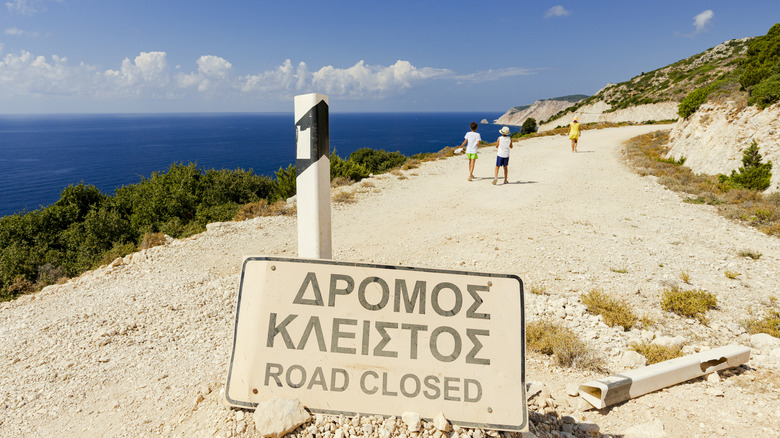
<box><xmin>224</xmin><ymin>256</ymin><xmax>527</xmax><ymax>431</ymax></box>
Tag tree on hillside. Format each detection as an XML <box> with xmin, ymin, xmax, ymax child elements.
<box><xmin>718</xmin><ymin>141</ymin><xmax>773</xmax><ymax>191</ymax></box>
<box><xmin>520</xmin><ymin>118</ymin><xmax>538</xmax><ymax>135</ymax></box>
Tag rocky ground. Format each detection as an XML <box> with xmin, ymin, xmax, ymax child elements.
<box><xmin>1</xmin><ymin>125</ymin><xmax>779</xmax><ymax>437</ymax></box>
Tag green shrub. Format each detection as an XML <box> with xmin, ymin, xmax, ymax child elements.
<box><xmin>660</xmin><ymin>286</ymin><xmax>718</xmax><ymax>323</ymax></box>
<box><xmin>330</xmin><ymin>154</ymin><xmax>370</xmax><ymax>182</ymax></box>
<box><xmin>750</xmin><ymin>72</ymin><xmax>780</xmax><ymax>108</ymax></box>
<box><xmin>520</xmin><ymin>118</ymin><xmax>537</xmax><ymax>135</ymax></box>
<box><xmin>526</xmin><ymin>320</ymin><xmax>604</xmax><ymax>370</ymax></box>
<box><xmin>678</xmin><ymin>85</ymin><xmax>713</xmax><ymax>118</ymax></box>
<box><xmin>739</xmin><ymin>23</ymin><xmax>780</xmax><ymax>90</ymax></box>
<box><xmin>581</xmin><ymin>289</ymin><xmax>638</xmax><ymax>331</ymax></box>
<box><xmin>272</xmin><ymin>164</ymin><xmax>297</xmax><ymax>201</ymax></box>
<box><xmin>744</xmin><ymin>309</ymin><xmax>780</xmax><ymax>337</ymax></box>
<box><xmin>718</xmin><ymin>141</ymin><xmax>773</xmax><ymax>191</ymax></box>
<box><xmin>630</xmin><ymin>341</ymin><xmax>683</xmax><ymax>364</ymax></box>
<box><xmin>348</xmin><ymin>148</ymin><xmax>408</xmax><ymax>174</ymax></box>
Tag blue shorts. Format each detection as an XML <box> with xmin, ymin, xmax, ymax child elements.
<box><xmin>496</xmin><ymin>156</ymin><xmax>509</xmax><ymax>167</ymax></box>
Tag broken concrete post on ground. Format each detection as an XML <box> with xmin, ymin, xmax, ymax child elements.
<box><xmin>578</xmin><ymin>344</ymin><xmax>750</xmax><ymax>409</ymax></box>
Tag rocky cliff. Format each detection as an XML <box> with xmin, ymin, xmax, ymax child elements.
<box><xmin>495</xmin><ymin>97</ymin><xmax>584</xmax><ymax>126</ymax></box>
<box><xmin>666</xmin><ymin>101</ymin><xmax>780</xmax><ymax>192</ymax></box>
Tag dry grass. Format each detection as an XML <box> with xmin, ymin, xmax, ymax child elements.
<box><xmin>330</xmin><ymin>177</ymin><xmax>354</xmax><ymax>188</ymax></box>
<box><xmin>234</xmin><ymin>199</ymin><xmax>295</xmax><ymax>220</ymax></box>
<box><xmin>528</xmin><ymin>284</ymin><xmax>547</xmax><ymax>295</ymax></box>
<box><xmin>724</xmin><ymin>270</ymin><xmax>741</xmax><ymax>280</ymax></box>
<box><xmin>744</xmin><ymin>305</ymin><xmax>780</xmax><ymax>337</ymax></box>
<box><xmin>140</xmin><ymin>232</ymin><xmax>167</xmax><ymax>249</ymax></box>
<box><xmin>660</xmin><ymin>286</ymin><xmax>718</xmax><ymax>323</ymax></box>
<box><xmin>738</xmin><ymin>249</ymin><xmax>763</xmax><ymax>260</ymax></box>
<box><xmin>630</xmin><ymin>340</ymin><xmax>684</xmax><ymax>364</ymax></box>
<box><xmin>624</xmin><ymin>131</ymin><xmax>780</xmax><ymax>237</ymax></box>
<box><xmin>610</xmin><ymin>266</ymin><xmax>628</xmax><ymax>274</ymax></box>
<box><xmin>401</xmin><ymin>159</ymin><xmax>421</xmax><ymax>170</ymax></box>
<box><xmin>526</xmin><ymin>320</ymin><xmax>605</xmax><ymax>371</ymax></box>
<box><xmin>580</xmin><ymin>289</ymin><xmax>638</xmax><ymax>331</ymax></box>
<box><xmin>331</xmin><ymin>189</ymin><xmax>356</xmax><ymax>204</ymax></box>
<box><xmin>679</xmin><ymin>270</ymin><xmax>692</xmax><ymax>284</ymax></box>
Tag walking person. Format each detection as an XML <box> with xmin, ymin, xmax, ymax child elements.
<box><xmin>493</xmin><ymin>126</ymin><xmax>513</xmax><ymax>185</ymax></box>
<box><xmin>460</xmin><ymin>122</ymin><xmax>481</xmax><ymax>181</ymax></box>
<box><xmin>569</xmin><ymin>116</ymin><xmax>582</xmax><ymax>152</ymax></box>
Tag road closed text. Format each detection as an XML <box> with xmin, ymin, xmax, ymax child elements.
<box><xmin>264</xmin><ymin>363</ymin><xmax>483</xmax><ymax>402</ymax></box>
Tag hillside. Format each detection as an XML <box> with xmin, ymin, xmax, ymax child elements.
<box><xmin>522</xmin><ymin>37</ymin><xmax>753</xmax><ymax>130</ymax></box>
<box><xmin>2</xmin><ymin>125</ymin><xmax>779</xmax><ymax>437</ymax></box>
<box><xmin>495</xmin><ymin>95</ymin><xmax>587</xmax><ymax>126</ymax></box>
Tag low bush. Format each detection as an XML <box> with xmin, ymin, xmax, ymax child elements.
<box><xmin>744</xmin><ymin>308</ymin><xmax>780</xmax><ymax>337</ymax></box>
<box><xmin>348</xmin><ymin>148</ymin><xmax>408</xmax><ymax>174</ymax></box>
<box><xmin>330</xmin><ymin>154</ymin><xmax>370</xmax><ymax>182</ymax></box>
<box><xmin>738</xmin><ymin>249</ymin><xmax>763</xmax><ymax>259</ymax></box>
<box><xmin>526</xmin><ymin>320</ymin><xmax>604</xmax><ymax>371</ymax></box>
<box><xmin>660</xmin><ymin>286</ymin><xmax>718</xmax><ymax>323</ymax></box>
<box><xmin>234</xmin><ymin>199</ymin><xmax>294</xmax><ymax>221</ymax></box>
<box><xmin>718</xmin><ymin>141</ymin><xmax>773</xmax><ymax>192</ymax></box>
<box><xmin>678</xmin><ymin>85</ymin><xmax>714</xmax><ymax>118</ymax></box>
<box><xmin>750</xmin><ymin>73</ymin><xmax>780</xmax><ymax>108</ymax></box>
<box><xmin>581</xmin><ymin>289</ymin><xmax>638</xmax><ymax>331</ymax></box>
<box><xmin>630</xmin><ymin>341</ymin><xmax>683</xmax><ymax>364</ymax></box>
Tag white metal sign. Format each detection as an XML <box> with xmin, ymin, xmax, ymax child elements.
<box><xmin>225</xmin><ymin>256</ymin><xmax>527</xmax><ymax>431</ymax></box>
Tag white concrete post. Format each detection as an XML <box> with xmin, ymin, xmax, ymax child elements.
<box><xmin>294</xmin><ymin>93</ymin><xmax>332</xmax><ymax>259</ymax></box>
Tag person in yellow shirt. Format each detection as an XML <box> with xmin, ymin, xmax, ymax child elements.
<box><xmin>569</xmin><ymin>116</ymin><xmax>582</xmax><ymax>152</ymax></box>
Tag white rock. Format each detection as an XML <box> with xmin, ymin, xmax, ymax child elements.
<box><xmin>619</xmin><ymin>350</ymin><xmax>648</xmax><ymax>369</ymax></box>
<box><xmin>433</xmin><ymin>412</ymin><xmax>449</xmax><ymax>431</ymax></box>
<box><xmin>751</xmin><ymin>333</ymin><xmax>780</xmax><ymax>352</ymax></box>
<box><xmin>706</xmin><ymin>372</ymin><xmax>721</xmax><ymax>383</ymax></box>
<box><xmin>401</xmin><ymin>411</ymin><xmax>420</xmax><ymax>431</ymax></box>
<box><xmin>252</xmin><ymin>397</ymin><xmax>310</xmax><ymax>438</ymax></box>
<box><xmin>623</xmin><ymin>419</ymin><xmax>666</xmax><ymax>438</ymax></box>
<box><xmin>652</xmin><ymin>335</ymin><xmax>685</xmax><ymax>348</ymax></box>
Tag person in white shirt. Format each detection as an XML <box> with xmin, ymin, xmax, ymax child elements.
<box><xmin>493</xmin><ymin>126</ymin><xmax>513</xmax><ymax>185</ymax></box>
<box><xmin>459</xmin><ymin>122</ymin><xmax>481</xmax><ymax>181</ymax></box>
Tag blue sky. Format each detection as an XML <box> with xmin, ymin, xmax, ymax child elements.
<box><xmin>1</xmin><ymin>0</ymin><xmax>778</xmax><ymax>114</ymax></box>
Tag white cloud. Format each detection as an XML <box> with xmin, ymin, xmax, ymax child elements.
<box><xmin>0</xmin><ymin>48</ymin><xmax>470</xmax><ymax>106</ymax></box>
<box><xmin>5</xmin><ymin>0</ymin><xmax>52</xmax><ymax>15</ymax></box>
<box><xmin>103</xmin><ymin>51</ymin><xmax>171</xmax><ymax>95</ymax></box>
<box><xmin>545</xmin><ymin>5</ymin><xmax>569</xmax><ymax>18</ymax></box>
<box><xmin>693</xmin><ymin>10</ymin><xmax>714</xmax><ymax>33</ymax></box>
<box><xmin>452</xmin><ymin>67</ymin><xmax>536</xmax><ymax>83</ymax></box>
<box><xmin>5</xmin><ymin>27</ymin><xmax>40</xmax><ymax>37</ymax></box>
<box><xmin>310</xmin><ymin>60</ymin><xmax>450</xmax><ymax>98</ymax></box>
<box><xmin>240</xmin><ymin>59</ymin><xmax>450</xmax><ymax>100</ymax></box>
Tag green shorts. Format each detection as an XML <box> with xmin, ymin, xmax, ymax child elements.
<box><xmin>467</xmin><ymin>153</ymin><xmax>478</xmax><ymax>160</ymax></box>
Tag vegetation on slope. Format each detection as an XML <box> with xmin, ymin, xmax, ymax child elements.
<box><xmin>543</xmin><ymin>37</ymin><xmax>752</xmax><ymax>125</ymax></box>
<box><xmin>0</xmin><ymin>147</ymin><xmax>444</xmax><ymax>301</ymax></box>
<box><xmin>624</xmin><ymin>131</ymin><xmax>779</xmax><ymax>237</ymax></box>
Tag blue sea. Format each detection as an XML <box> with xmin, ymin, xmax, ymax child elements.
<box><xmin>0</xmin><ymin>112</ymin><xmax>504</xmax><ymax>218</ymax></box>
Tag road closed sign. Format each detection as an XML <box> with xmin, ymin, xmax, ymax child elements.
<box><xmin>224</xmin><ymin>256</ymin><xmax>527</xmax><ymax>432</ymax></box>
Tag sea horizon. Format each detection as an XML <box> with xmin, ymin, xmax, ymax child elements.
<box><xmin>0</xmin><ymin>111</ymin><xmax>506</xmax><ymax>217</ymax></box>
